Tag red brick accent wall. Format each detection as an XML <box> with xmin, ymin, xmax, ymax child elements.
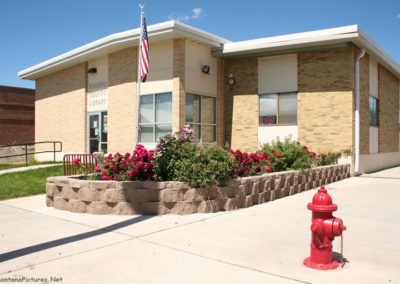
<box><xmin>0</xmin><ymin>85</ymin><xmax>35</xmax><ymax>144</ymax></box>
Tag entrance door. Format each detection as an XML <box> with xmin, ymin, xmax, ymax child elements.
<box><xmin>88</xmin><ymin>112</ymin><xmax>108</xmax><ymax>153</ymax></box>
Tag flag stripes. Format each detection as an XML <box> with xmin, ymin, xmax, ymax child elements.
<box><xmin>140</xmin><ymin>16</ymin><xmax>149</xmax><ymax>82</ymax></box>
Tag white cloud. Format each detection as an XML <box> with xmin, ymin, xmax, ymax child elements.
<box><xmin>397</xmin><ymin>13</ymin><xmax>400</xmax><ymax>19</ymax></box>
<box><xmin>191</xmin><ymin>8</ymin><xmax>203</xmax><ymax>19</ymax></box>
<box><xmin>169</xmin><ymin>7</ymin><xmax>204</xmax><ymax>22</ymax></box>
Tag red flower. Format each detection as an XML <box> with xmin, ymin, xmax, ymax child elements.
<box><xmin>101</xmin><ymin>172</ymin><xmax>111</xmax><ymax>180</ymax></box>
<box><xmin>72</xmin><ymin>158</ymin><xmax>81</xmax><ymax>165</ymax></box>
<box><xmin>276</xmin><ymin>153</ymin><xmax>284</xmax><ymax>158</ymax></box>
<box><xmin>266</xmin><ymin>165</ymin><xmax>273</xmax><ymax>172</ymax></box>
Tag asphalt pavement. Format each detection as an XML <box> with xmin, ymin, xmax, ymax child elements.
<box><xmin>0</xmin><ymin>166</ymin><xmax>399</xmax><ymax>284</ymax></box>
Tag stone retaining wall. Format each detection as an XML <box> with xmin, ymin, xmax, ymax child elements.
<box><xmin>46</xmin><ymin>164</ymin><xmax>350</xmax><ymax>215</ymax></box>
<box><xmin>0</xmin><ymin>145</ymin><xmax>35</xmax><ymax>164</ymax></box>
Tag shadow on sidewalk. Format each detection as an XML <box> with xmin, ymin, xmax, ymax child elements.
<box><xmin>0</xmin><ymin>215</ymin><xmax>152</xmax><ymax>262</ymax></box>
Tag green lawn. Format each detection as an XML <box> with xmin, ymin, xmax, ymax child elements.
<box><xmin>0</xmin><ymin>166</ymin><xmax>63</xmax><ymax>200</ymax></box>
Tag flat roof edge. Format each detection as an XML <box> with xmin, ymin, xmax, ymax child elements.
<box><xmin>18</xmin><ymin>20</ymin><xmax>230</xmax><ymax>80</ymax></box>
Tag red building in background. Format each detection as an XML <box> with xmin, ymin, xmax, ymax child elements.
<box><xmin>0</xmin><ymin>85</ymin><xmax>35</xmax><ymax>145</ymax></box>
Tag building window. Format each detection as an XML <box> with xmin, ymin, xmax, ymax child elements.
<box><xmin>369</xmin><ymin>96</ymin><xmax>379</xmax><ymax>127</ymax></box>
<box><xmin>259</xmin><ymin>92</ymin><xmax>297</xmax><ymax>125</ymax></box>
<box><xmin>185</xmin><ymin>93</ymin><xmax>216</xmax><ymax>143</ymax></box>
<box><xmin>139</xmin><ymin>92</ymin><xmax>172</xmax><ymax>142</ymax></box>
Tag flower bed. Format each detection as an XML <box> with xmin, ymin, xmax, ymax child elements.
<box><xmin>46</xmin><ymin>164</ymin><xmax>350</xmax><ymax>215</ymax></box>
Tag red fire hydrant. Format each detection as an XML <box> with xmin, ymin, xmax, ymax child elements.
<box><xmin>304</xmin><ymin>186</ymin><xmax>346</xmax><ymax>270</ymax></box>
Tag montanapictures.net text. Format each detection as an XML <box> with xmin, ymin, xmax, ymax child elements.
<box><xmin>0</xmin><ymin>276</ymin><xmax>63</xmax><ymax>283</ymax></box>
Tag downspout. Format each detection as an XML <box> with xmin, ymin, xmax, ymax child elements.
<box><xmin>354</xmin><ymin>48</ymin><xmax>365</xmax><ymax>175</ymax></box>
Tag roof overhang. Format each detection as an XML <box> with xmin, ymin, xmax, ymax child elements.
<box><xmin>19</xmin><ymin>23</ymin><xmax>400</xmax><ymax>81</ymax></box>
<box><xmin>219</xmin><ymin>25</ymin><xmax>400</xmax><ymax>78</ymax></box>
<box><xmin>18</xmin><ymin>20</ymin><xmax>231</xmax><ymax>80</ymax></box>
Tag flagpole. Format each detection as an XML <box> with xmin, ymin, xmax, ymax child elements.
<box><xmin>136</xmin><ymin>4</ymin><xmax>145</xmax><ymax>145</ymax></box>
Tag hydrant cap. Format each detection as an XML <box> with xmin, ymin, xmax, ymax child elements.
<box><xmin>307</xmin><ymin>186</ymin><xmax>337</xmax><ymax>212</ymax></box>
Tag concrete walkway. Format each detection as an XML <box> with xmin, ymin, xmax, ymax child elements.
<box><xmin>0</xmin><ymin>164</ymin><xmax>61</xmax><ymax>175</ymax></box>
<box><xmin>0</xmin><ymin>167</ymin><xmax>399</xmax><ymax>284</ymax></box>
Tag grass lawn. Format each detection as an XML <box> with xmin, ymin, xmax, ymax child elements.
<box><xmin>0</xmin><ymin>166</ymin><xmax>63</xmax><ymax>200</ymax></box>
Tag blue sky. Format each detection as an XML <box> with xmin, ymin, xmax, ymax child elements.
<box><xmin>1</xmin><ymin>0</ymin><xmax>399</xmax><ymax>89</ymax></box>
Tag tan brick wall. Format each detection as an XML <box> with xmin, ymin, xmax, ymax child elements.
<box><xmin>224</xmin><ymin>58</ymin><xmax>258</xmax><ymax>151</ymax></box>
<box><xmin>35</xmin><ymin>63</ymin><xmax>87</xmax><ymax>155</ymax></box>
<box><xmin>173</xmin><ymin>38</ymin><xmax>186</xmax><ymax>132</ymax></box>
<box><xmin>298</xmin><ymin>47</ymin><xmax>355</xmax><ymax>152</ymax></box>
<box><xmin>108</xmin><ymin>47</ymin><xmax>137</xmax><ymax>153</ymax></box>
<box><xmin>378</xmin><ymin>65</ymin><xmax>400</xmax><ymax>152</ymax></box>
<box><xmin>359</xmin><ymin>54</ymin><xmax>370</xmax><ymax>155</ymax></box>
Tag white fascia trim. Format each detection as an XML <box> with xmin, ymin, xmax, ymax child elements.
<box><xmin>355</xmin><ymin>27</ymin><xmax>400</xmax><ymax>78</ymax></box>
<box><xmin>172</xmin><ymin>20</ymin><xmax>231</xmax><ymax>46</ymax></box>
<box><xmin>18</xmin><ymin>20</ymin><xmax>230</xmax><ymax>80</ymax></box>
<box><xmin>18</xmin><ymin>29</ymin><xmax>140</xmax><ymax>80</ymax></box>
<box><xmin>223</xmin><ymin>25</ymin><xmax>360</xmax><ymax>54</ymax></box>
<box><xmin>223</xmin><ymin>24</ymin><xmax>400</xmax><ymax>78</ymax></box>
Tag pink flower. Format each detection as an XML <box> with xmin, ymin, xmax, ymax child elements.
<box><xmin>276</xmin><ymin>153</ymin><xmax>284</xmax><ymax>158</ymax></box>
<box><xmin>95</xmin><ymin>165</ymin><xmax>102</xmax><ymax>172</ymax></box>
<box><xmin>72</xmin><ymin>158</ymin><xmax>81</xmax><ymax>165</ymax></box>
<box><xmin>102</xmin><ymin>172</ymin><xmax>111</xmax><ymax>180</ymax></box>
<box><xmin>266</xmin><ymin>165</ymin><xmax>273</xmax><ymax>172</ymax></box>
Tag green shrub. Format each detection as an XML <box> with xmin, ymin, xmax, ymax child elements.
<box><xmin>261</xmin><ymin>136</ymin><xmax>312</xmax><ymax>171</ymax></box>
<box><xmin>153</xmin><ymin>125</ymin><xmax>234</xmax><ymax>187</ymax></box>
<box><xmin>312</xmin><ymin>151</ymin><xmax>341</xmax><ymax>167</ymax></box>
<box><xmin>171</xmin><ymin>144</ymin><xmax>235</xmax><ymax>188</ymax></box>
<box><xmin>153</xmin><ymin>133</ymin><xmax>190</xmax><ymax>181</ymax></box>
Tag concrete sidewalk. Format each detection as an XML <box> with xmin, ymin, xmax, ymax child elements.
<box><xmin>0</xmin><ymin>167</ymin><xmax>399</xmax><ymax>284</ymax></box>
<box><xmin>0</xmin><ymin>164</ymin><xmax>60</xmax><ymax>175</ymax></box>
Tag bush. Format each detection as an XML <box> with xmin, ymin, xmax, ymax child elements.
<box><xmin>97</xmin><ymin>144</ymin><xmax>154</xmax><ymax>181</ymax></box>
<box><xmin>153</xmin><ymin>125</ymin><xmax>235</xmax><ymax>187</ymax></box>
<box><xmin>261</xmin><ymin>136</ymin><xmax>312</xmax><ymax>171</ymax></box>
<box><xmin>229</xmin><ymin>149</ymin><xmax>270</xmax><ymax>177</ymax></box>
<box><xmin>93</xmin><ymin>130</ymin><xmax>342</xmax><ymax>186</ymax></box>
<box><xmin>312</xmin><ymin>151</ymin><xmax>341</xmax><ymax>167</ymax></box>
<box><xmin>171</xmin><ymin>144</ymin><xmax>235</xmax><ymax>188</ymax></box>
<box><xmin>152</xmin><ymin>124</ymin><xmax>193</xmax><ymax>181</ymax></box>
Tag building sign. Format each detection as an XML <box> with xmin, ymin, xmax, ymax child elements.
<box><xmin>87</xmin><ymin>82</ymin><xmax>108</xmax><ymax>112</ymax></box>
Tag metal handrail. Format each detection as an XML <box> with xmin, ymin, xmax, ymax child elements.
<box><xmin>0</xmin><ymin>141</ymin><xmax>62</xmax><ymax>165</ymax></box>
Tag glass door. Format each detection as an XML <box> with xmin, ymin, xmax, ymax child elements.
<box><xmin>88</xmin><ymin>112</ymin><xmax>108</xmax><ymax>153</ymax></box>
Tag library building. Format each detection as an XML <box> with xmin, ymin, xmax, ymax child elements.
<box><xmin>19</xmin><ymin>21</ymin><xmax>400</xmax><ymax>174</ymax></box>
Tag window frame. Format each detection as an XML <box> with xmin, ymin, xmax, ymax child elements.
<box><xmin>369</xmin><ymin>95</ymin><xmax>379</xmax><ymax>127</ymax></box>
<box><xmin>259</xmin><ymin>91</ymin><xmax>298</xmax><ymax>126</ymax></box>
<box><xmin>138</xmin><ymin>92</ymin><xmax>172</xmax><ymax>143</ymax></box>
<box><xmin>185</xmin><ymin>93</ymin><xmax>217</xmax><ymax>143</ymax></box>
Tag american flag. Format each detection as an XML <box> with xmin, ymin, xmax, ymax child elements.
<box><xmin>140</xmin><ymin>16</ymin><xmax>149</xmax><ymax>82</ymax></box>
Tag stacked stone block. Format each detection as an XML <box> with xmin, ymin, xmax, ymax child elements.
<box><xmin>47</xmin><ymin>164</ymin><xmax>350</xmax><ymax>215</ymax></box>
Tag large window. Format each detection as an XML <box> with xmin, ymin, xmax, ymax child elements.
<box><xmin>369</xmin><ymin>96</ymin><xmax>379</xmax><ymax>127</ymax></box>
<box><xmin>139</xmin><ymin>92</ymin><xmax>172</xmax><ymax>142</ymax></box>
<box><xmin>259</xmin><ymin>92</ymin><xmax>297</xmax><ymax>125</ymax></box>
<box><xmin>185</xmin><ymin>93</ymin><xmax>216</xmax><ymax>143</ymax></box>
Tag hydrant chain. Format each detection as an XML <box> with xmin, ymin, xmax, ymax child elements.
<box><xmin>340</xmin><ymin>233</ymin><xmax>344</xmax><ymax>267</ymax></box>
